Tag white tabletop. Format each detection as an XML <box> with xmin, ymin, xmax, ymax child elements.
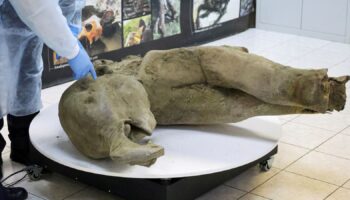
<box><xmin>30</xmin><ymin>104</ymin><xmax>281</xmax><ymax>179</ymax></box>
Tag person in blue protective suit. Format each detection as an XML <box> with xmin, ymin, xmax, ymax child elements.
<box><xmin>0</xmin><ymin>0</ymin><xmax>97</xmax><ymax>199</ymax></box>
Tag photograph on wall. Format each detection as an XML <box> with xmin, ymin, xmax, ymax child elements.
<box><xmin>240</xmin><ymin>0</ymin><xmax>254</xmax><ymax>17</ymax></box>
<box><xmin>52</xmin><ymin>0</ymin><xmax>122</xmax><ymax>67</ymax></box>
<box><xmin>123</xmin><ymin>15</ymin><xmax>152</xmax><ymax>47</ymax></box>
<box><xmin>79</xmin><ymin>0</ymin><xmax>123</xmax><ymax>56</ymax></box>
<box><xmin>123</xmin><ymin>0</ymin><xmax>151</xmax><ymax>20</ymax></box>
<box><xmin>151</xmin><ymin>0</ymin><xmax>181</xmax><ymax>40</ymax></box>
<box><xmin>193</xmin><ymin>0</ymin><xmax>240</xmax><ymax>31</ymax></box>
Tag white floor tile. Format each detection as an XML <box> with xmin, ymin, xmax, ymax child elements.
<box><xmin>340</xmin><ymin>126</ymin><xmax>350</xmax><ymax>136</ymax></box>
<box><xmin>273</xmin><ymin>143</ymin><xmax>309</xmax><ymax>169</ymax></box>
<box><xmin>288</xmin><ymin>36</ymin><xmax>331</xmax><ymax>49</ymax></box>
<box><xmin>278</xmin><ymin>115</ymin><xmax>300</xmax><ymax>123</ymax></box>
<box><xmin>228</xmin><ymin>38</ymin><xmax>282</xmax><ymax>53</ymax></box>
<box><xmin>288</xmin><ymin>50</ymin><xmax>347</xmax><ymax>70</ymax></box>
<box><xmin>280</xmin><ymin>122</ymin><xmax>335</xmax><ymax>149</ymax></box>
<box><xmin>292</xmin><ymin>113</ymin><xmax>350</xmax><ymax>132</ymax></box>
<box><xmin>225</xmin><ymin>166</ymin><xmax>280</xmax><ymax>192</ymax></box>
<box><xmin>316</xmin><ymin>134</ymin><xmax>350</xmax><ymax>160</ymax></box>
<box><xmin>286</xmin><ymin>151</ymin><xmax>350</xmax><ymax>185</ymax></box>
<box><xmin>325</xmin><ymin>188</ymin><xmax>350</xmax><ymax>200</ymax></box>
<box><xmin>253</xmin><ymin>50</ymin><xmax>293</xmax><ymax>65</ymax></box>
<box><xmin>238</xmin><ymin>29</ymin><xmax>292</xmax><ymax>42</ymax></box>
<box><xmin>65</xmin><ymin>187</ymin><xmax>124</xmax><ymax>200</ymax></box>
<box><xmin>263</xmin><ymin>41</ymin><xmax>315</xmax><ymax>59</ymax></box>
<box><xmin>1</xmin><ymin>146</ymin><xmax>10</xmax><ymax>155</ymax></box>
<box><xmin>251</xmin><ymin>171</ymin><xmax>337</xmax><ymax>200</ymax></box>
<box><xmin>204</xmin><ymin>36</ymin><xmax>251</xmax><ymax>47</ymax></box>
<box><xmin>27</xmin><ymin>193</ymin><xmax>45</xmax><ymax>200</ymax></box>
<box><xmin>328</xmin><ymin>59</ymin><xmax>350</xmax><ymax>87</ymax></box>
<box><xmin>253</xmin><ymin>31</ymin><xmax>296</xmax><ymax>43</ymax></box>
<box><xmin>16</xmin><ymin>173</ymin><xmax>86</xmax><ymax>200</ymax></box>
<box><xmin>321</xmin><ymin>42</ymin><xmax>350</xmax><ymax>54</ymax></box>
<box><xmin>196</xmin><ymin>185</ymin><xmax>246</xmax><ymax>200</ymax></box>
<box><xmin>239</xmin><ymin>193</ymin><xmax>270</xmax><ymax>200</ymax></box>
<box><xmin>1</xmin><ymin>153</ymin><xmax>26</xmax><ymax>185</ymax></box>
<box><xmin>1</xmin><ymin>117</ymin><xmax>11</xmax><ymax>148</ymax></box>
<box><xmin>310</xmin><ymin>48</ymin><xmax>350</xmax><ymax>66</ymax></box>
<box><xmin>233</xmin><ymin>28</ymin><xmax>266</xmax><ymax>39</ymax></box>
<box><xmin>344</xmin><ymin>180</ymin><xmax>350</xmax><ymax>189</ymax></box>
<box><xmin>287</xmin><ymin>57</ymin><xmax>331</xmax><ymax>70</ymax></box>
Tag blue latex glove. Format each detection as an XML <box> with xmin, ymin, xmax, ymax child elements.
<box><xmin>68</xmin><ymin>42</ymin><xmax>97</xmax><ymax>80</ymax></box>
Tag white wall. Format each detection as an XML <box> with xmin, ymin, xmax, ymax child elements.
<box><xmin>256</xmin><ymin>0</ymin><xmax>350</xmax><ymax>43</ymax></box>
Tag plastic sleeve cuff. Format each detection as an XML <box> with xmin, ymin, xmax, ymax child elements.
<box><xmin>66</xmin><ymin>43</ymin><xmax>80</xmax><ymax>60</ymax></box>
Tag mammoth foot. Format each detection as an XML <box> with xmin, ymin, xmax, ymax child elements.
<box><xmin>110</xmin><ymin>137</ymin><xmax>164</xmax><ymax>167</ymax></box>
<box><xmin>294</xmin><ymin>71</ymin><xmax>349</xmax><ymax>113</ymax></box>
<box><xmin>328</xmin><ymin>76</ymin><xmax>350</xmax><ymax>111</ymax></box>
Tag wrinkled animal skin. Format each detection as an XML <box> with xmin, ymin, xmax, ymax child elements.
<box><xmin>59</xmin><ymin>46</ymin><xmax>350</xmax><ymax>166</ymax></box>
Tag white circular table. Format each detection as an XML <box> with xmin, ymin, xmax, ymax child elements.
<box><xmin>30</xmin><ymin>104</ymin><xmax>282</xmax><ymax>179</ymax></box>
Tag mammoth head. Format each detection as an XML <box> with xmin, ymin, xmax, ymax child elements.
<box><xmin>59</xmin><ymin>69</ymin><xmax>164</xmax><ymax>167</ymax></box>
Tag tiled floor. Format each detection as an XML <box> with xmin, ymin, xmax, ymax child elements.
<box><xmin>2</xmin><ymin>28</ymin><xmax>350</xmax><ymax>199</ymax></box>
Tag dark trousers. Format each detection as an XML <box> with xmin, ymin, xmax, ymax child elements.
<box><xmin>0</xmin><ymin>118</ymin><xmax>4</xmax><ymax>179</ymax></box>
<box><xmin>0</xmin><ymin>111</ymin><xmax>39</xmax><ymax>170</ymax></box>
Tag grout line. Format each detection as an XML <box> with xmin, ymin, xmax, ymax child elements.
<box><xmin>341</xmin><ymin>178</ymin><xmax>350</xmax><ymax>187</ymax></box>
<box><xmin>241</xmin><ymin>123</ymin><xmax>350</xmax><ymax>195</ymax></box>
<box><xmin>218</xmin><ymin>185</ymin><xmax>247</xmax><ymax>199</ymax></box>
<box><xmin>224</xmin><ymin>182</ymin><xmax>250</xmax><ymax>193</ymax></box>
<box><xmin>285</xmin><ymin>41</ymin><xmax>332</xmax><ymax>65</ymax></box>
<box><xmin>314</xmin><ymin>149</ymin><xmax>350</xmax><ymax>161</ymax></box>
<box><xmin>61</xmin><ymin>186</ymin><xmax>88</xmax><ymax>200</ymax></box>
<box><xmin>288</xmin><ymin>119</ymin><xmax>346</xmax><ymax>133</ymax></box>
<box><xmin>323</xmin><ymin>186</ymin><xmax>341</xmax><ymax>200</ymax></box>
<box><xmin>278</xmin><ymin>141</ymin><xmax>312</xmax><ymax>150</ymax></box>
<box><xmin>310</xmin><ymin>125</ymin><xmax>350</xmax><ymax>150</ymax></box>
<box><xmin>29</xmin><ymin>192</ymin><xmax>47</xmax><ymax>200</ymax></box>
<box><xmin>284</xmin><ymin>171</ymin><xmax>340</xmax><ymax>187</ymax></box>
<box><xmin>237</xmin><ymin>192</ymin><xmax>272</xmax><ymax>200</ymax></box>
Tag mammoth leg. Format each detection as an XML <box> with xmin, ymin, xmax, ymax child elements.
<box><xmin>155</xmin><ymin>85</ymin><xmax>317</xmax><ymax>125</ymax></box>
<box><xmin>196</xmin><ymin>46</ymin><xmax>350</xmax><ymax>113</ymax></box>
<box><xmin>110</xmin><ymin>125</ymin><xmax>164</xmax><ymax>167</ymax></box>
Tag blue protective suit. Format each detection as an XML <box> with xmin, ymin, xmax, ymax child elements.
<box><xmin>0</xmin><ymin>0</ymin><xmax>85</xmax><ymax>117</ymax></box>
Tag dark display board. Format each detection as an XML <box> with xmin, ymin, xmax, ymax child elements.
<box><xmin>42</xmin><ymin>0</ymin><xmax>256</xmax><ymax>88</ymax></box>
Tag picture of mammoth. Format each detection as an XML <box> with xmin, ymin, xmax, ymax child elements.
<box><xmin>59</xmin><ymin>46</ymin><xmax>349</xmax><ymax>167</ymax></box>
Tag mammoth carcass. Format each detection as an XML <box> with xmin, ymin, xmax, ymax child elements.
<box><xmin>59</xmin><ymin>46</ymin><xmax>349</xmax><ymax>167</ymax></box>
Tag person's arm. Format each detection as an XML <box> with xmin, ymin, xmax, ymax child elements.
<box><xmin>8</xmin><ymin>0</ymin><xmax>79</xmax><ymax>59</ymax></box>
<box><xmin>8</xmin><ymin>0</ymin><xmax>97</xmax><ymax>80</ymax></box>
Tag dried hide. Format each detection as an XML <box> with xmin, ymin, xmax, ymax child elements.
<box><xmin>59</xmin><ymin>46</ymin><xmax>350</xmax><ymax>166</ymax></box>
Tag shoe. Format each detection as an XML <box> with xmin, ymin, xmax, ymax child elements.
<box><xmin>3</xmin><ymin>186</ymin><xmax>28</xmax><ymax>200</ymax></box>
<box><xmin>7</xmin><ymin>112</ymin><xmax>39</xmax><ymax>166</ymax></box>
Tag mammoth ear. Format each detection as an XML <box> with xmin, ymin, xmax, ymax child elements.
<box><xmin>110</xmin><ymin>133</ymin><xmax>164</xmax><ymax>167</ymax></box>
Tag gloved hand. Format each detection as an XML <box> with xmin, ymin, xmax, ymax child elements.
<box><xmin>68</xmin><ymin>42</ymin><xmax>97</xmax><ymax>80</ymax></box>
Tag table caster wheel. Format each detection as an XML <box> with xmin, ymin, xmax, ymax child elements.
<box><xmin>27</xmin><ymin>165</ymin><xmax>43</xmax><ymax>181</ymax></box>
<box><xmin>259</xmin><ymin>157</ymin><xmax>274</xmax><ymax>172</ymax></box>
